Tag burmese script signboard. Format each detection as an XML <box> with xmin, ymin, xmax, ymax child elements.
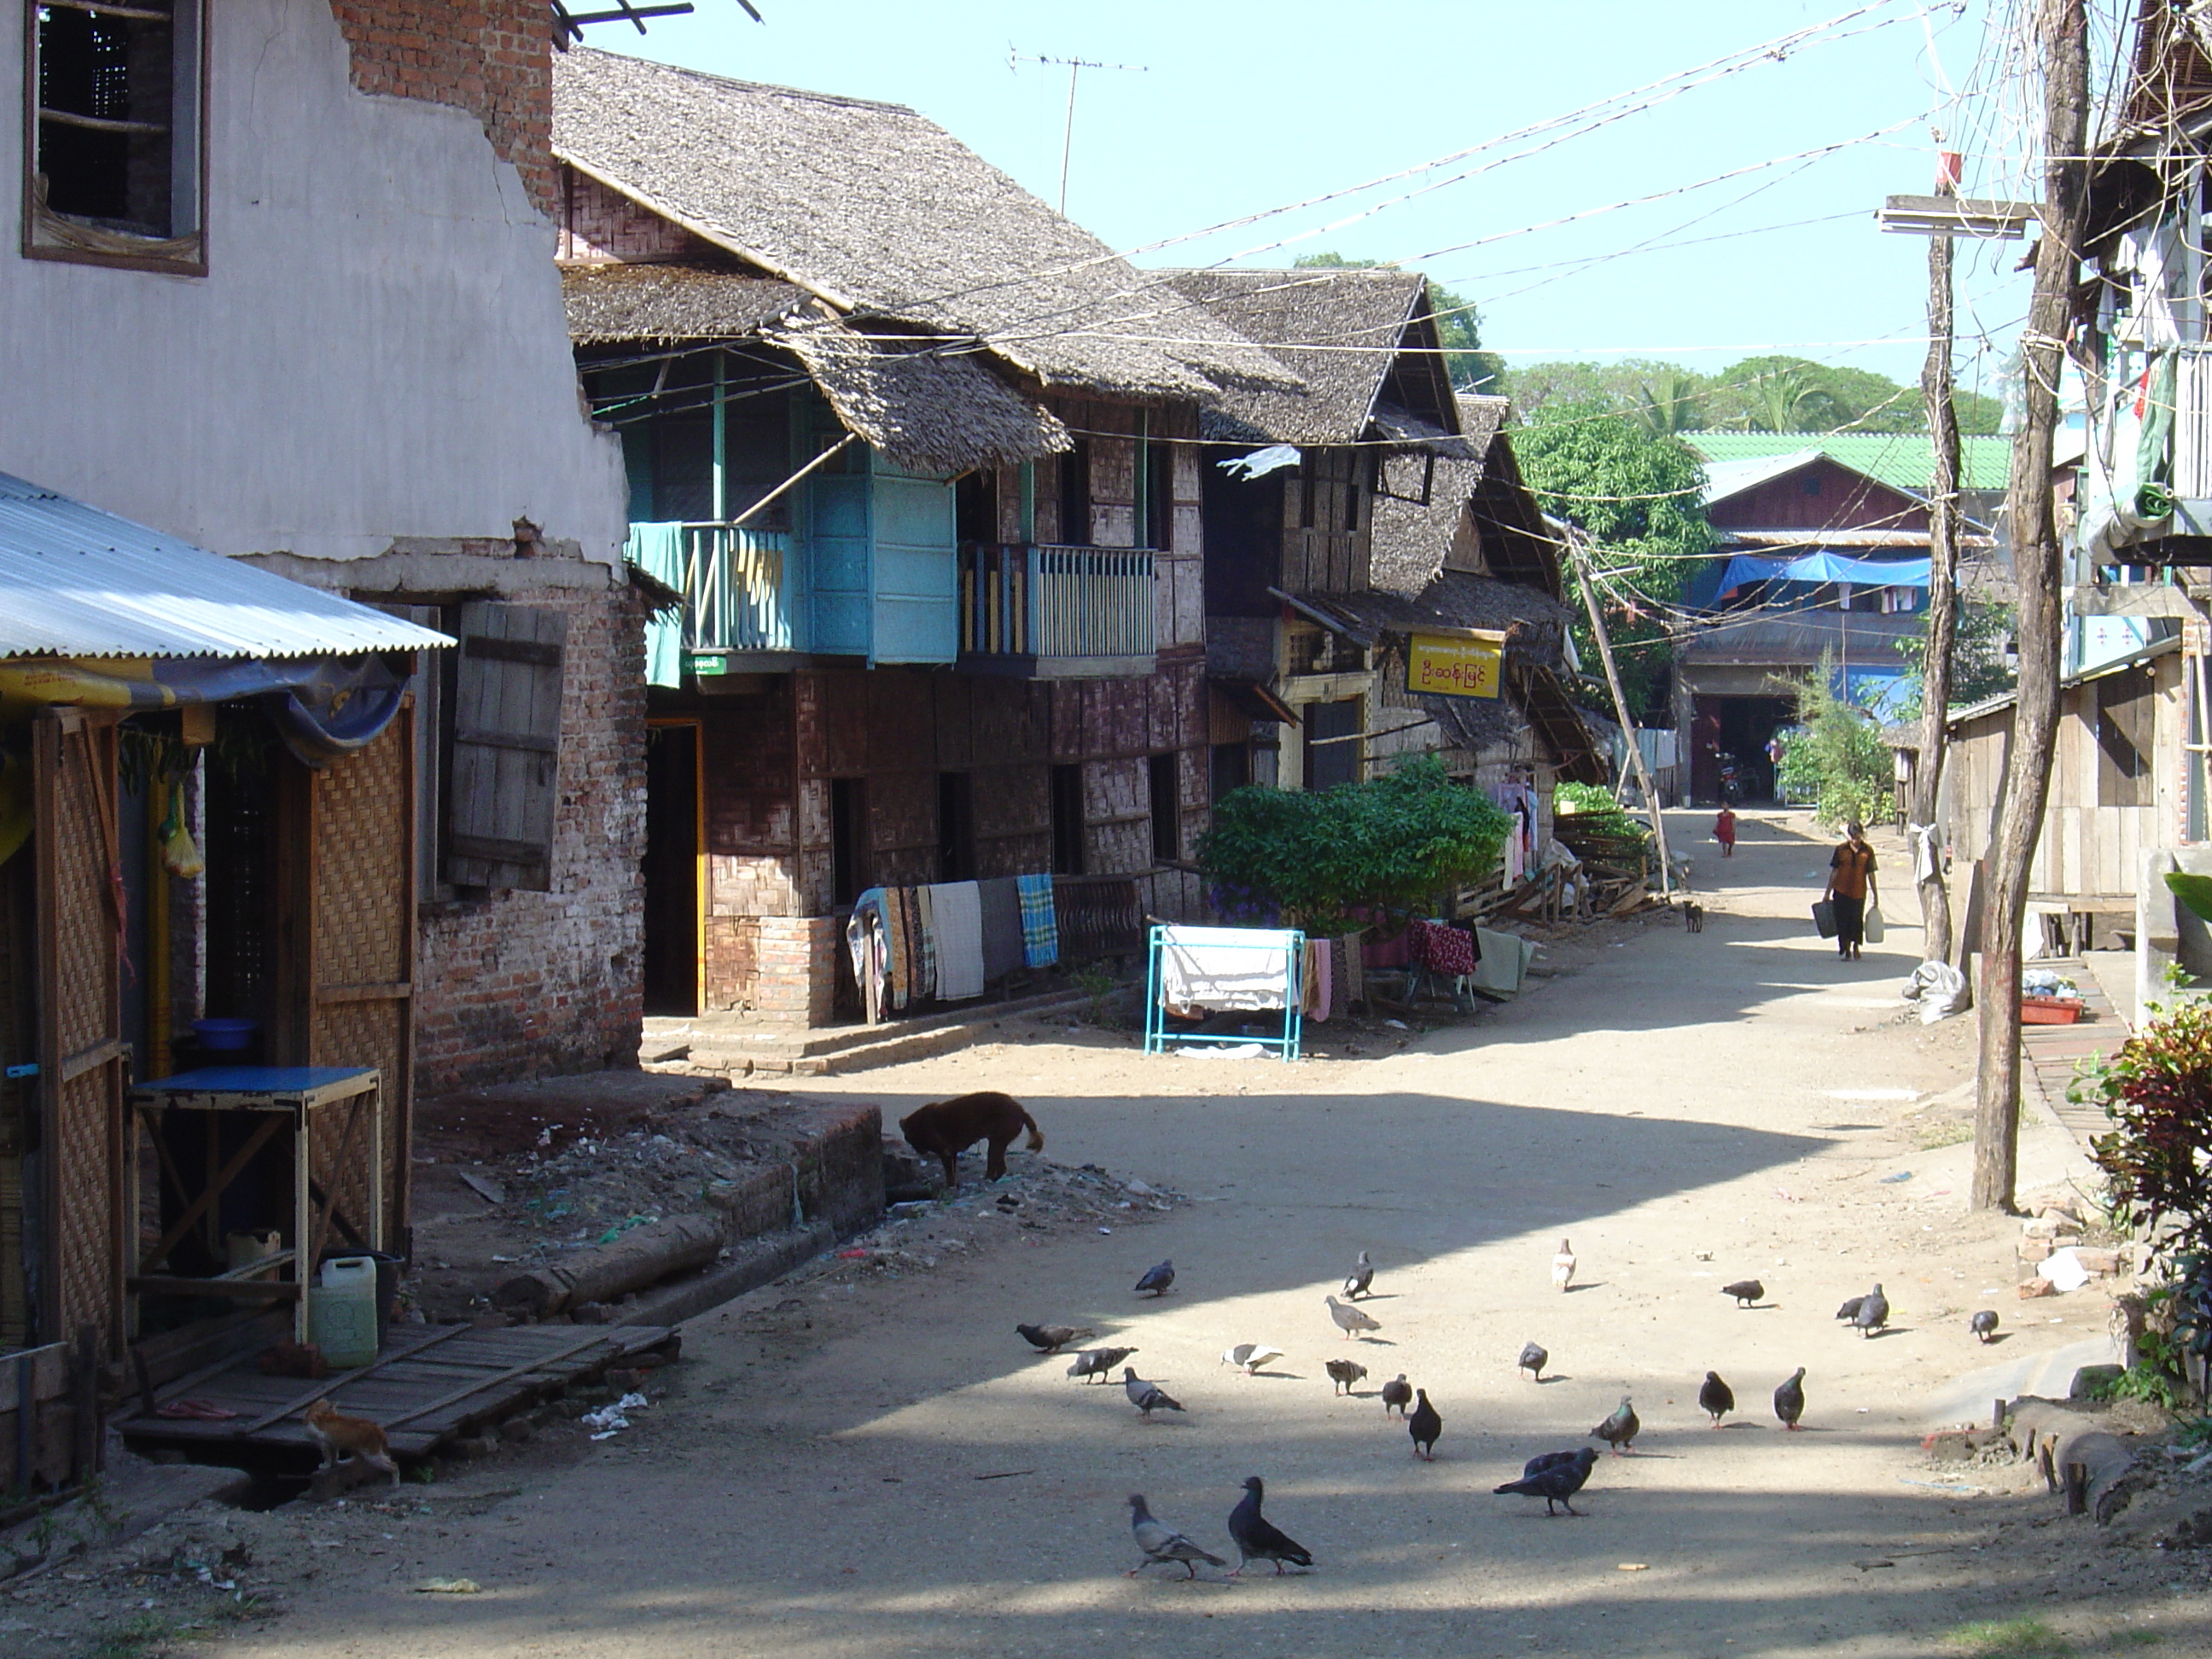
<box><xmin>1408</xmin><ymin>630</ymin><xmax>1505</xmax><ymax>700</ymax></box>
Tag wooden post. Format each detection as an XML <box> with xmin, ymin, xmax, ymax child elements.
<box><xmin>1573</xmin><ymin>538</ymin><xmax>1675</xmax><ymax>899</ymax></box>
<box><xmin>1912</xmin><ymin>155</ymin><xmax>1964</xmax><ymax>963</ymax></box>
<box><xmin>1974</xmin><ymin>0</ymin><xmax>2087</xmax><ymax>1213</ymax></box>
<box><xmin>2063</xmin><ymin>1459</ymin><xmax>2088</xmax><ymax>1516</ymax></box>
<box><xmin>72</xmin><ymin>1324</ymin><xmax>102</xmax><ymax>1479</ymax></box>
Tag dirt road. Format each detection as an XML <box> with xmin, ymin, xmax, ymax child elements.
<box><xmin>38</xmin><ymin>811</ymin><xmax>2212</xmax><ymax>1658</ymax></box>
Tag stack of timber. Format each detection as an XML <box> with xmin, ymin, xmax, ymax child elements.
<box><xmin>1551</xmin><ymin>815</ymin><xmax>1659</xmax><ymax>918</ymax></box>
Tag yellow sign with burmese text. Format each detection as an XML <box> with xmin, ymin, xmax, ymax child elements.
<box><xmin>1408</xmin><ymin>631</ymin><xmax>1505</xmax><ymax>700</ymax></box>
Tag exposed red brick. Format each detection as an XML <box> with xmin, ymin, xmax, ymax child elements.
<box><xmin>327</xmin><ymin>3</ymin><xmax>559</xmax><ymax>219</ymax></box>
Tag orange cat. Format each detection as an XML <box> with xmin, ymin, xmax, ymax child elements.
<box><xmin>304</xmin><ymin>1396</ymin><xmax>399</xmax><ymax>1487</ymax></box>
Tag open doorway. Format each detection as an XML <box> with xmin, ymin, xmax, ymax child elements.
<box><xmin>1690</xmin><ymin>694</ymin><xmax>1796</xmax><ymax>804</ymax></box>
<box><xmin>643</xmin><ymin>721</ymin><xmax>701</xmax><ymax>1016</ymax></box>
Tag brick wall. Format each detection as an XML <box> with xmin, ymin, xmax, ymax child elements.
<box><xmin>415</xmin><ymin>579</ymin><xmax>649</xmax><ymax>1086</ymax></box>
<box><xmin>328</xmin><ymin>2</ymin><xmax>559</xmax><ymax>218</ymax></box>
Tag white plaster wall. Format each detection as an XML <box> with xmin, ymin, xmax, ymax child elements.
<box><xmin>0</xmin><ymin>1</ymin><xmax>626</xmax><ymax>564</ymax></box>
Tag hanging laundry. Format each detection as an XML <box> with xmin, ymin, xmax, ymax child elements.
<box><xmin>1016</xmin><ymin>873</ymin><xmax>1059</xmax><ymax>968</ymax></box>
<box><xmin>977</xmin><ymin>876</ymin><xmax>1025</xmax><ymax>982</ymax></box>
<box><xmin>1157</xmin><ymin>924</ymin><xmax>1297</xmax><ymax>1011</ymax></box>
<box><xmin>927</xmin><ymin>881</ymin><xmax>987</xmax><ymax>1000</ymax></box>
<box><xmin>912</xmin><ymin>884</ymin><xmax>940</xmax><ymax>1002</ymax></box>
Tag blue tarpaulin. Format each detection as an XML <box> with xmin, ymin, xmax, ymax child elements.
<box><xmin>1716</xmin><ymin>550</ymin><xmax>1930</xmax><ymax>597</ymax></box>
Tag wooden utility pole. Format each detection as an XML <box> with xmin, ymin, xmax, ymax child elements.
<box><xmin>1912</xmin><ymin>150</ymin><xmax>1965</xmax><ymax>963</ymax></box>
<box><xmin>1973</xmin><ymin>0</ymin><xmax>2087</xmax><ymax>1213</ymax></box>
<box><xmin>1574</xmin><ymin>538</ymin><xmax>1675</xmax><ymax>899</ymax></box>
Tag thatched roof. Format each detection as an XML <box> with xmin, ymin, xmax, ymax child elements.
<box><xmin>770</xmin><ymin>318</ymin><xmax>1071</xmax><ymax>473</ymax></box>
<box><xmin>1370</xmin><ymin>406</ymin><xmax>1563</xmax><ymax>601</ymax></box>
<box><xmin>563</xmin><ymin>263</ymin><xmax>809</xmax><ymax>344</ymax></box>
<box><xmin>550</xmin><ymin>50</ymin><xmax>1296</xmax><ymax>402</ymax></box>
<box><xmin>1162</xmin><ymin>267</ymin><xmax>1462</xmax><ymax>447</ymax></box>
<box><xmin>1289</xmin><ymin>569</ymin><xmax>1575</xmax><ymax>667</ymax></box>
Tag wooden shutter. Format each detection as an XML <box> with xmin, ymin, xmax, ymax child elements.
<box><xmin>32</xmin><ymin>709</ymin><xmax>127</xmax><ymax>1360</ymax></box>
<box><xmin>2097</xmin><ymin>669</ymin><xmax>2153</xmax><ymax>808</ymax></box>
<box><xmin>303</xmin><ymin>721</ymin><xmax>417</xmax><ymax>1253</ymax></box>
<box><xmin>447</xmin><ymin>602</ymin><xmax>566</xmax><ymax>891</ymax></box>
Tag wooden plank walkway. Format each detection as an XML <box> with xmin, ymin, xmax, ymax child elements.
<box><xmin>114</xmin><ymin>1323</ymin><xmax>672</xmax><ymax>1463</ymax></box>
<box><xmin>2018</xmin><ymin>957</ymin><xmax>2126</xmax><ymax>1152</ymax></box>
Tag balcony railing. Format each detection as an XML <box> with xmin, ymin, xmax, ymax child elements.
<box><xmin>676</xmin><ymin>523</ymin><xmax>794</xmax><ymax>653</ymax></box>
<box><xmin>958</xmin><ymin>543</ymin><xmax>1155</xmax><ymax>667</ymax></box>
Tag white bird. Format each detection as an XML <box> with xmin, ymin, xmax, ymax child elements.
<box><xmin>1551</xmin><ymin>1238</ymin><xmax>1577</xmax><ymax>1292</ymax></box>
<box><xmin>1219</xmin><ymin>1343</ymin><xmax>1285</xmax><ymax>1377</ymax></box>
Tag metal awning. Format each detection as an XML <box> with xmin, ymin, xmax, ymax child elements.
<box><xmin>0</xmin><ymin>474</ymin><xmax>451</xmax><ymax>660</ymax></box>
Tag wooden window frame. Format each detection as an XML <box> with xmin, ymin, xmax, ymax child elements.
<box><xmin>21</xmin><ymin>0</ymin><xmax>211</xmax><ymax>277</ymax></box>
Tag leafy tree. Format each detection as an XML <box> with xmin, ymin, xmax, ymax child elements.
<box><xmin>1504</xmin><ymin>353</ymin><xmax>2002</xmax><ymax>436</ymax></box>
<box><xmin>1890</xmin><ymin>599</ymin><xmax>2017</xmax><ymax>712</ymax></box>
<box><xmin>1773</xmin><ymin>653</ymin><xmax>1894</xmax><ymax>826</ymax></box>
<box><xmin>1198</xmin><ymin>756</ymin><xmax>1509</xmax><ymax>935</ymax></box>
<box><xmin>1511</xmin><ymin>402</ymin><xmax>1711</xmax><ymax>719</ymax></box>
<box><xmin>1293</xmin><ymin>253</ymin><xmax>1504</xmax><ymax>393</ymax></box>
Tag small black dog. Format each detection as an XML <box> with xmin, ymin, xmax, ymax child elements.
<box><xmin>1683</xmin><ymin>901</ymin><xmax>1705</xmax><ymax>933</ymax></box>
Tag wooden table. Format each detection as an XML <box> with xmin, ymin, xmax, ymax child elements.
<box><xmin>127</xmin><ymin>1067</ymin><xmax>382</xmax><ymax>1342</ymax></box>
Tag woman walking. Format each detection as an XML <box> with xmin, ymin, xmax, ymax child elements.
<box><xmin>1823</xmin><ymin>821</ymin><xmax>1878</xmax><ymax>962</ymax></box>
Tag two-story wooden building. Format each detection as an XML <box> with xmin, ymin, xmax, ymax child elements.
<box><xmin>550</xmin><ymin>49</ymin><xmax>1295</xmax><ymax>1023</ymax></box>
<box><xmin>1164</xmin><ymin>267</ymin><xmax>1600</xmax><ymax>816</ymax></box>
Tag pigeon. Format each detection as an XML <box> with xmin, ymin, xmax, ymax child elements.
<box><xmin>1851</xmin><ymin>1284</ymin><xmax>1889</xmax><ymax>1337</ymax></box>
<box><xmin>1721</xmin><ymin>1279</ymin><xmax>1765</xmax><ymax>1308</ymax></box>
<box><xmin>1970</xmin><ymin>1309</ymin><xmax>2000</xmax><ymax>1343</ymax></box>
<box><xmin>1517</xmin><ymin>1342</ymin><xmax>1549</xmax><ymax>1382</ymax></box>
<box><xmin>1225</xmin><ymin>1476</ymin><xmax>1313</xmax><ymax>1576</ymax></box>
<box><xmin>1698</xmin><ymin>1371</ymin><xmax>1735</xmax><ymax>1427</ymax></box>
<box><xmin>1774</xmin><ymin>1366</ymin><xmax>1807</xmax><ymax>1430</ymax></box>
<box><xmin>1380</xmin><ymin>1374</ymin><xmax>1412</xmax><ymax>1416</ymax></box>
<box><xmin>1325</xmin><ymin>1295</ymin><xmax>1380</xmax><ymax>1339</ymax></box>
<box><xmin>1123</xmin><ymin>1367</ymin><xmax>1184</xmax><ymax>1420</ymax></box>
<box><xmin>1408</xmin><ymin>1389</ymin><xmax>1443</xmax><ymax>1459</ymax></box>
<box><xmin>1324</xmin><ymin>1358</ymin><xmax>1367</xmax><ymax>1394</ymax></box>
<box><xmin>1592</xmin><ymin>1395</ymin><xmax>1639</xmax><ymax>1454</ymax></box>
<box><xmin>1126</xmin><ymin>1494</ymin><xmax>1225</xmax><ymax>1579</ymax></box>
<box><xmin>1493</xmin><ymin>1446</ymin><xmax>1599</xmax><ymax>1516</ymax></box>
<box><xmin>1551</xmin><ymin>1238</ymin><xmax>1577</xmax><ymax>1292</ymax></box>
<box><xmin>1134</xmin><ymin>1260</ymin><xmax>1175</xmax><ymax>1297</ymax></box>
<box><xmin>1344</xmin><ymin>1250</ymin><xmax>1375</xmax><ymax>1300</ymax></box>
<box><xmin>1520</xmin><ymin>1449</ymin><xmax>1580</xmax><ymax>1479</ymax></box>
<box><xmin>1835</xmin><ymin>1295</ymin><xmax>1866</xmax><ymax>1324</ymax></box>
<box><xmin>1066</xmin><ymin>1346</ymin><xmax>1138</xmax><ymax>1382</ymax></box>
<box><xmin>1016</xmin><ymin>1323</ymin><xmax>1096</xmax><ymax>1353</ymax></box>
<box><xmin>1220</xmin><ymin>1343</ymin><xmax>1284</xmax><ymax>1377</ymax></box>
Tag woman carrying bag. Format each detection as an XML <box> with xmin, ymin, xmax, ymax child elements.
<box><xmin>1822</xmin><ymin>820</ymin><xmax>1879</xmax><ymax>962</ymax></box>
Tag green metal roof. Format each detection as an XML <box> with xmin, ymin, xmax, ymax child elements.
<box><xmin>1682</xmin><ymin>431</ymin><xmax>2011</xmax><ymax>493</ymax></box>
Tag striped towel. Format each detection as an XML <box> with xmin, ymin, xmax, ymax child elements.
<box><xmin>913</xmin><ymin>885</ymin><xmax>939</xmax><ymax>1003</ymax></box>
<box><xmin>927</xmin><ymin>882</ymin><xmax>986</xmax><ymax>1000</ymax></box>
<box><xmin>1016</xmin><ymin>873</ymin><xmax>1059</xmax><ymax>968</ymax></box>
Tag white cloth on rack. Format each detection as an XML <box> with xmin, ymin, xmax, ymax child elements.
<box><xmin>925</xmin><ymin>881</ymin><xmax>986</xmax><ymax>1000</ymax></box>
<box><xmin>1156</xmin><ymin>925</ymin><xmax>1297</xmax><ymax>1011</ymax></box>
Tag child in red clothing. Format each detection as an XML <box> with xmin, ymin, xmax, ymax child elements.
<box><xmin>1714</xmin><ymin>806</ymin><xmax>1737</xmax><ymax>857</ymax></box>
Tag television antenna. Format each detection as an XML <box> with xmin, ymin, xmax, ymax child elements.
<box><xmin>1010</xmin><ymin>48</ymin><xmax>1150</xmax><ymax>215</ymax></box>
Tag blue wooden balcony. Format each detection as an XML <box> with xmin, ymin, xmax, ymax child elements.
<box><xmin>958</xmin><ymin>543</ymin><xmax>1157</xmax><ymax>678</ymax></box>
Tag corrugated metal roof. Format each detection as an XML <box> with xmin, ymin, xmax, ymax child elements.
<box><xmin>0</xmin><ymin>474</ymin><xmax>451</xmax><ymax>660</ymax></box>
<box><xmin>1685</xmin><ymin>431</ymin><xmax>2015</xmax><ymax>493</ymax></box>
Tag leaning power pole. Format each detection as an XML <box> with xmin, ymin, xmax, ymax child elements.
<box><xmin>1573</xmin><ymin>537</ymin><xmax>1676</xmax><ymax>899</ymax></box>
<box><xmin>1973</xmin><ymin>0</ymin><xmax>2088</xmax><ymax>1213</ymax></box>
<box><xmin>1912</xmin><ymin>147</ymin><xmax>1965</xmax><ymax>963</ymax></box>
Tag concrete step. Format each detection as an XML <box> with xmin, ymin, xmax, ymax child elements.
<box><xmin>646</xmin><ymin>987</ymin><xmax>1097</xmax><ymax>1076</ymax></box>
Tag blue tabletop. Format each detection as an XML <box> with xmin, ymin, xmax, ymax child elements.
<box><xmin>135</xmin><ymin>1067</ymin><xmax>377</xmax><ymax>1095</ymax></box>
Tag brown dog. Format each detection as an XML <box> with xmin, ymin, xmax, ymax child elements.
<box><xmin>899</xmin><ymin>1091</ymin><xmax>1044</xmax><ymax>1188</ymax></box>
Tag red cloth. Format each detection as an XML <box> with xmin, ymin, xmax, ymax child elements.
<box><xmin>1412</xmin><ymin>920</ymin><xmax>1477</xmax><ymax>976</ymax></box>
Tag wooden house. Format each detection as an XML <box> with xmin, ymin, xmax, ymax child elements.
<box><xmin>1943</xmin><ymin>638</ymin><xmax>2190</xmax><ymax>961</ymax></box>
<box><xmin>1673</xmin><ymin>449</ymin><xmax>1965</xmax><ymax>804</ymax></box>
<box><xmin>1</xmin><ymin>475</ymin><xmax>445</xmax><ymax>1485</ymax></box>
<box><xmin>1162</xmin><ymin>268</ymin><xmax>1601</xmax><ymax>824</ymax></box>
<box><xmin>550</xmin><ymin>50</ymin><xmax>1296</xmax><ymax>1022</ymax></box>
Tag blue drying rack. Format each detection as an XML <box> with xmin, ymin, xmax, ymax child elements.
<box><xmin>1142</xmin><ymin>923</ymin><xmax>1305</xmax><ymax>1062</ymax></box>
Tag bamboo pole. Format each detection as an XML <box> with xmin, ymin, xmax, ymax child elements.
<box><xmin>1912</xmin><ymin>157</ymin><xmax>1963</xmax><ymax>964</ymax></box>
<box><xmin>1573</xmin><ymin>538</ymin><xmax>1675</xmax><ymax>899</ymax></box>
<box><xmin>1974</xmin><ymin>0</ymin><xmax>2087</xmax><ymax>1213</ymax></box>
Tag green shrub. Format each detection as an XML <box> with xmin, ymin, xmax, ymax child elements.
<box><xmin>1555</xmin><ymin>781</ymin><xmax>1651</xmax><ymax>846</ymax></box>
<box><xmin>1774</xmin><ymin>654</ymin><xmax>1893</xmax><ymax>827</ymax></box>
<box><xmin>1198</xmin><ymin>757</ymin><xmax>1508</xmax><ymax>936</ymax></box>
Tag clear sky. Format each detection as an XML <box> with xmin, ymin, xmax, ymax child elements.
<box><xmin>584</xmin><ymin>0</ymin><xmax>2108</xmax><ymax>401</ymax></box>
